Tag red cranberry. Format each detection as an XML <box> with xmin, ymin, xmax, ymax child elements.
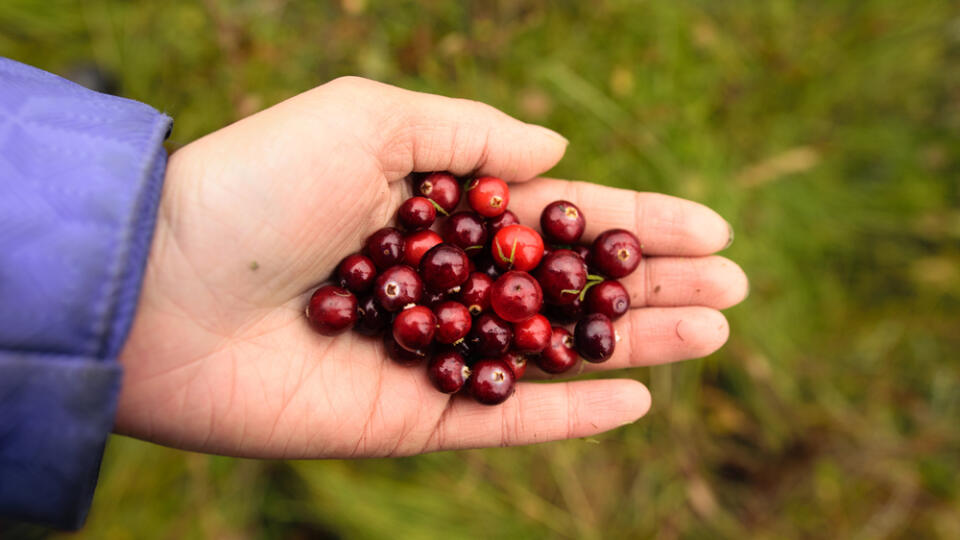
<box><xmin>306</xmin><ymin>285</ymin><xmax>358</xmax><ymax>336</ymax></box>
<box><xmin>414</xmin><ymin>172</ymin><xmax>461</xmax><ymax>214</ymax></box>
<box><xmin>403</xmin><ymin>230</ymin><xmax>443</xmax><ymax>267</ymax></box>
<box><xmin>572</xmin><ymin>245</ymin><xmax>591</xmax><ymax>265</ymax></box>
<box><xmin>420</xmin><ymin>289</ymin><xmax>448</xmax><ymax>310</ymax></box>
<box><xmin>491</xmin><ymin>224</ymin><xmax>544</xmax><ymax>271</ymax></box>
<box><xmin>419</xmin><ymin>244</ymin><xmax>470</xmax><ymax>291</ymax></box>
<box><xmin>466</xmin><ymin>176</ymin><xmax>510</xmax><ymax>217</ymax></box>
<box><xmin>443</xmin><ymin>211</ymin><xmax>489</xmax><ymax>255</ymax></box>
<box><xmin>490</xmin><ymin>271</ymin><xmax>543</xmax><ymax>323</ymax></box>
<box><xmin>584</xmin><ymin>280</ymin><xmax>630</xmax><ymax>320</ymax></box>
<box><xmin>474</xmin><ymin>256</ymin><xmax>501</xmax><ymax>280</ymax></box>
<box><xmin>500</xmin><ymin>351</ymin><xmax>527</xmax><ymax>379</ymax></box>
<box><xmin>458</xmin><ymin>272</ymin><xmax>494</xmax><ymax>315</ymax></box>
<box><xmin>468</xmin><ymin>358</ymin><xmax>516</xmax><ymax>405</ymax></box>
<box><xmin>536</xmin><ymin>249</ymin><xmax>588</xmax><ymax>305</ymax></box>
<box><xmin>434</xmin><ymin>301</ymin><xmax>472</xmax><ymax>344</ymax></box>
<box><xmin>397</xmin><ymin>196</ymin><xmax>436</xmax><ymax>231</ymax></box>
<box><xmin>540</xmin><ymin>200</ymin><xmax>586</xmax><ymax>244</ymax></box>
<box><xmin>469</xmin><ymin>313</ymin><xmax>513</xmax><ymax>357</ymax></box>
<box><xmin>574</xmin><ymin>313</ymin><xmax>616</xmax><ymax>363</ymax></box>
<box><xmin>547</xmin><ymin>296</ymin><xmax>584</xmax><ymax>324</ymax></box>
<box><xmin>512</xmin><ymin>314</ymin><xmax>551</xmax><ymax>354</ymax></box>
<box><xmin>336</xmin><ymin>254</ymin><xmax>377</xmax><ymax>293</ymax></box>
<box><xmin>393</xmin><ymin>305</ymin><xmax>437</xmax><ymax>352</ymax></box>
<box><xmin>427</xmin><ymin>350</ymin><xmax>471</xmax><ymax>393</ymax></box>
<box><xmin>355</xmin><ymin>294</ymin><xmax>389</xmax><ymax>336</ymax></box>
<box><xmin>591</xmin><ymin>229</ymin><xmax>642</xmax><ymax>278</ymax></box>
<box><xmin>374</xmin><ymin>265</ymin><xmax>423</xmax><ymax>311</ymax></box>
<box><xmin>383</xmin><ymin>332</ymin><xmax>430</xmax><ymax>365</ymax></box>
<box><xmin>487</xmin><ymin>210</ymin><xmax>519</xmax><ymax>236</ymax></box>
<box><xmin>536</xmin><ymin>327</ymin><xmax>579</xmax><ymax>374</ymax></box>
<box><xmin>364</xmin><ymin>227</ymin><xmax>405</xmax><ymax>270</ymax></box>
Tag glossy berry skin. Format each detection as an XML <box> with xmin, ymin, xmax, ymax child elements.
<box><xmin>491</xmin><ymin>224</ymin><xmax>545</xmax><ymax>271</ymax></box>
<box><xmin>585</xmin><ymin>280</ymin><xmax>630</xmax><ymax>320</ymax></box>
<box><xmin>415</xmin><ymin>172</ymin><xmax>461</xmax><ymax>214</ymax></box>
<box><xmin>500</xmin><ymin>351</ymin><xmax>527</xmax><ymax>379</ymax></box>
<box><xmin>591</xmin><ymin>229</ymin><xmax>642</xmax><ymax>278</ymax></box>
<box><xmin>575</xmin><ymin>313</ymin><xmax>616</xmax><ymax>363</ymax></box>
<box><xmin>393</xmin><ymin>305</ymin><xmax>437</xmax><ymax>352</ymax></box>
<box><xmin>403</xmin><ymin>230</ymin><xmax>443</xmax><ymax>267</ymax></box>
<box><xmin>466</xmin><ymin>176</ymin><xmax>510</xmax><ymax>217</ymax></box>
<box><xmin>536</xmin><ymin>327</ymin><xmax>579</xmax><ymax>374</ymax></box>
<box><xmin>470</xmin><ymin>313</ymin><xmax>513</xmax><ymax>357</ymax></box>
<box><xmin>458</xmin><ymin>272</ymin><xmax>494</xmax><ymax>315</ymax></box>
<box><xmin>512</xmin><ymin>313</ymin><xmax>551</xmax><ymax>354</ymax></box>
<box><xmin>420</xmin><ymin>289</ymin><xmax>448</xmax><ymax>310</ymax></box>
<box><xmin>397</xmin><ymin>196</ymin><xmax>436</xmax><ymax>231</ymax></box>
<box><xmin>428</xmin><ymin>350</ymin><xmax>471</xmax><ymax>393</ymax></box>
<box><xmin>487</xmin><ymin>209</ymin><xmax>519</xmax><ymax>236</ymax></box>
<box><xmin>443</xmin><ymin>212</ymin><xmax>489</xmax><ymax>255</ymax></box>
<box><xmin>420</xmin><ymin>244</ymin><xmax>471</xmax><ymax>291</ymax></box>
<box><xmin>365</xmin><ymin>227</ymin><xmax>406</xmax><ymax>270</ymax></box>
<box><xmin>536</xmin><ymin>249</ymin><xmax>588</xmax><ymax>305</ymax></box>
<box><xmin>540</xmin><ymin>200</ymin><xmax>586</xmax><ymax>244</ymax></box>
<box><xmin>490</xmin><ymin>271</ymin><xmax>543</xmax><ymax>323</ymax></box>
<box><xmin>572</xmin><ymin>245</ymin><xmax>592</xmax><ymax>265</ymax></box>
<box><xmin>355</xmin><ymin>294</ymin><xmax>389</xmax><ymax>336</ymax></box>
<box><xmin>374</xmin><ymin>265</ymin><xmax>423</xmax><ymax>311</ymax></box>
<box><xmin>434</xmin><ymin>301</ymin><xmax>472</xmax><ymax>344</ymax></box>
<box><xmin>474</xmin><ymin>256</ymin><xmax>501</xmax><ymax>280</ymax></box>
<box><xmin>547</xmin><ymin>297</ymin><xmax>584</xmax><ymax>324</ymax></box>
<box><xmin>306</xmin><ymin>285</ymin><xmax>358</xmax><ymax>336</ymax></box>
<box><xmin>336</xmin><ymin>254</ymin><xmax>377</xmax><ymax>293</ymax></box>
<box><xmin>468</xmin><ymin>358</ymin><xmax>516</xmax><ymax>405</ymax></box>
<box><xmin>383</xmin><ymin>333</ymin><xmax>430</xmax><ymax>365</ymax></box>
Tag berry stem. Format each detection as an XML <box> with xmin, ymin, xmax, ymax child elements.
<box><xmin>427</xmin><ymin>198</ymin><xmax>449</xmax><ymax>216</ymax></box>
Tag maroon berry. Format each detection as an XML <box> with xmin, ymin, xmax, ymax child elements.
<box><xmin>397</xmin><ymin>196</ymin><xmax>437</xmax><ymax>231</ymax></box>
<box><xmin>419</xmin><ymin>244</ymin><xmax>470</xmax><ymax>291</ymax></box>
<box><xmin>420</xmin><ymin>289</ymin><xmax>448</xmax><ymax>310</ymax></box>
<box><xmin>428</xmin><ymin>350</ymin><xmax>471</xmax><ymax>393</ymax></box>
<box><xmin>383</xmin><ymin>332</ymin><xmax>430</xmax><ymax>365</ymax></box>
<box><xmin>491</xmin><ymin>224</ymin><xmax>545</xmax><ymax>271</ymax></box>
<box><xmin>536</xmin><ymin>249</ymin><xmax>588</xmax><ymax>305</ymax></box>
<box><xmin>443</xmin><ymin>211</ymin><xmax>489</xmax><ymax>255</ymax></box>
<box><xmin>584</xmin><ymin>280</ymin><xmax>630</xmax><ymax>320</ymax></box>
<box><xmin>572</xmin><ymin>245</ymin><xmax>591</xmax><ymax>265</ymax></box>
<box><xmin>540</xmin><ymin>200</ymin><xmax>585</xmax><ymax>244</ymax></box>
<box><xmin>306</xmin><ymin>285</ymin><xmax>358</xmax><ymax>336</ymax></box>
<box><xmin>336</xmin><ymin>254</ymin><xmax>377</xmax><ymax>293</ymax></box>
<box><xmin>355</xmin><ymin>294</ymin><xmax>389</xmax><ymax>336</ymax></box>
<box><xmin>415</xmin><ymin>172</ymin><xmax>461</xmax><ymax>214</ymax></box>
<box><xmin>490</xmin><ymin>271</ymin><xmax>543</xmax><ymax>323</ymax></box>
<box><xmin>574</xmin><ymin>313</ymin><xmax>616</xmax><ymax>363</ymax></box>
<box><xmin>434</xmin><ymin>301</ymin><xmax>472</xmax><ymax>344</ymax></box>
<box><xmin>547</xmin><ymin>296</ymin><xmax>584</xmax><ymax>324</ymax></box>
<box><xmin>487</xmin><ymin>210</ymin><xmax>519</xmax><ymax>236</ymax></box>
<box><xmin>500</xmin><ymin>351</ymin><xmax>527</xmax><ymax>379</ymax></box>
<box><xmin>403</xmin><ymin>230</ymin><xmax>443</xmax><ymax>267</ymax></box>
<box><xmin>474</xmin><ymin>256</ymin><xmax>501</xmax><ymax>280</ymax></box>
<box><xmin>364</xmin><ymin>227</ymin><xmax>406</xmax><ymax>270</ymax></box>
<box><xmin>458</xmin><ymin>272</ymin><xmax>494</xmax><ymax>315</ymax></box>
<box><xmin>468</xmin><ymin>358</ymin><xmax>516</xmax><ymax>405</ymax></box>
<box><xmin>512</xmin><ymin>314</ymin><xmax>551</xmax><ymax>354</ymax></box>
<box><xmin>374</xmin><ymin>265</ymin><xmax>423</xmax><ymax>311</ymax></box>
<box><xmin>591</xmin><ymin>229</ymin><xmax>642</xmax><ymax>278</ymax></box>
<box><xmin>466</xmin><ymin>176</ymin><xmax>510</xmax><ymax>217</ymax></box>
<box><xmin>393</xmin><ymin>305</ymin><xmax>437</xmax><ymax>352</ymax></box>
<box><xmin>470</xmin><ymin>313</ymin><xmax>513</xmax><ymax>357</ymax></box>
<box><xmin>537</xmin><ymin>327</ymin><xmax>579</xmax><ymax>374</ymax></box>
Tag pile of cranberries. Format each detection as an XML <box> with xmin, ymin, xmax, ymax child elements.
<box><xmin>306</xmin><ymin>172</ymin><xmax>641</xmax><ymax>406</ymax></box>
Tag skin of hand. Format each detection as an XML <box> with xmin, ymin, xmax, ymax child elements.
<box><xmin>115</xmin><ymin>77</ymin><xmax>748</xmax><ymax>458</ymax></box>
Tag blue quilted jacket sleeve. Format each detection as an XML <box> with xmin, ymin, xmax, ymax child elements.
<box><xmin>0</xmin><ymin>57</ymin><xmax>172</xmax><ymax>529</ymax></box>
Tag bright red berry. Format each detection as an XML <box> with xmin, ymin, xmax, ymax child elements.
<box><xmin>591</xmin><ymin>229</ymin><xmax>642</xmax><ymax>278</ymax></box>
<box><xmin>306</xmin><ymin>285</ymin><xmax>358</xmax><ymax>336</ymax></box>
<box><xmin>397</xmin><ymin>196</ymin><xmax>437</xmax><ymax>231</ymax></box>
<box><xmin>393</xmin><ymin>305</ymin><xmax>437</xmax><ymax>352</ymax></box>
<box><xmin>512</xmin><ymin>313</ymin><xmax>551</xmax><ymax>354</ymax></box>
<box><xmin>374</xmin><ymin>265</ymin><xmax>423</xmax><ymax>311</ymax></box>
<box><xmin>574</xmin><ymin>313</ymin><xmax>616</xmax><ymax>363</ymax></box>
<box><xmin>428</xmin><ymin>350</ymin><xmax>471</xmax><ymax>393</ymax></box>
<box><xmin>584</xmin><ymin>280</ymin><xmax>630</xmax><ymax>320</ymax></box>
<box><xmin>500</xmin><ymin>351</ymin><xmax>528</xmax><ymax>379</ymax></box>
<box><xmin>415</xmin><ymin>172</ymin><xmax>461</xmax><ymax>214</ymax></box>
<box><xmin>490</xmin><ymin>271</ymin><xmax>543</xmax><ymax>323</ymax></box>
<box><xmin>491</xmin><ymin>224</ymin><xmax>544</xmax><ymax>271</ymax></box>
<box><xmin>419</xmin><ymin>244</ymin><xmax>470</xmax><ymax>291</ymax></box>
<box><xmin>403</xmin><ymin>230</ymin><xmax>443</xmax><ymax>267</ymax></box>
<box><xmin>336</xmin><ymin>254</ymin><xmax>377</xmax><ymax>293</ymax></box>
<box><xmin>536</xmin><ymin>249</ymin><xmax>587</xmax><ymax>305</ymax></box>
<box><xmin>536</xmin><ymin>327</ymin><xmax>579</xmax><ymax>374</ymax></box>
<box><xmin>434</xmin><ymin>301</ymin><xmax>472</xmax><ymax>344</ymax></box>
<box><xmin>466</xmin><ymin>176</ymin><xmax>510</xmax><ymax>217</ymax></box>
<box><xmin>540</xmin><ymin>200</ymin><xmax>585</xmax><ymax>244</ymax></box>
<box><xmin>468</xmin><ymin>358</ymin><xmax>516</xmax><ymax>405</ymax></box>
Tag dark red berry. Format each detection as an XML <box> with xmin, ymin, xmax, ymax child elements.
<box><xmin>306</xmin><ymin>285</ymin><xmax>358</xmax><ymax>336</ymax></box>
<box><xmin>443</xmin><ymin>211</ymin><xmax>488</xmax><ymax>255</ymax></box>
<box><xmin>574</xmin><ymin>313</ymin><xmax>616</xmax><ymax>363</ymax></box>
<box><xmin>572</xmin><ymin>245</ymin><xmax>591</xmax><ymax>265</ymax></box>
<box><xmin>466</xmin><ymin>176</ymin><xmax>510</xmax><ymax>217</ymax></box>
<box><xmin>420</xmin><ymin>289</ymin><xmax>448</xmax><ymax>310</ymax></box>
<box><xmin>487</xmin><ymin>210</ymin><xmax>519</xmax><ymax>236</ymax></box>
<box><xmin>336</xmin><ymin>254</ymin><xmax>377</xmax><ymax>293</ymax></box>
<box><xmin>591</xmin><ymin>229</ymin><xmax>642</xmax><ymax>278</ymax></box>
<box><xmin>490</xmin><ymin>271</ymin><xmax>543</xmax><ymax>323</ymax></box>
<box><xmin>491</xmin><ymin>224</ymin><xmax>544</xmax><ymax>272</ymax></box>
<box><xmin>428</xmin><ymin>350</ymin><xmax>471</xmax><ymax>393</ymax></box>
<box><xmin>403</xmin><ymin>230</ymin><xmax>443</xmax><ymax>267</ymax></box>
<box><xmin>374</xmin><ymin>265</ymin><xmax>423</xmax><ymax>311</ymax></box>
<box><xmin>397</xmin><ymin>196</ymin><xmax>437</xmax><ymax>231</ymax></box>
<box><xmin>540</xmin><ymin>200</ymin><xmax>586</xmax><ymax>244</ymax></box>
<box><xmin>452</xmin><ymin>335</ymin><xmax>476</xmax><ymax>360</ymax></box>
<box><xmin>537</xmin><ymin>327</ymin><xmax>579</xmax><ymax>374</ymax></box>
<box><xmin>355</xmin><ymin>294</ymin><xmax>389</xmax><ymax>336</ymax></box>
<box><xmin>547</xmin><ymin>296</ymin><xmax>584</xmax><ymax>324</ymax></box>
<box><xmin>458</xmin><ymin>272</ymin><xmax>494</xmax><ymax>315</ymax></box>
<box><xmin>419</xmin><ymin>243</ymin><xmax>470</xmax><ymax>291</ymax></box>
<box><xmin>474</xmin><ymin>256</ymin><xmax>501</xmax><ymax>280</ymax></box>
<box><xmin>383</xmin><ymin>332</ymin><xmax>430</xmax><ymax>365</ymax></box>
<box><xmin>536</xmin><ymin>249</ymin><xmax>588</xmax><ymax>305</ymax></box>
<box><xmin>470</xmin><ymin>313</ymin><xmax>513</xmax><ymax>357</ymax></box>
<box><xmin>584</xmin><ymin>280</ymin><xmax>630</xmax><ymax>320</ymax></box>
<box><xmin>434</xmin><ymin>301</ymin><xmax>472</xmax><ymax>344</ymax></box>
<box><xmin>468</xmin><ymin>358</ymin><xmax>516</xmax><ymax>405</ymax></box>
<box><xmin>512</xmin><ymin>314</ymin><xmax>551</xmax><ymax>354</ymax></box>
<box><xmin>415</xmin><ymin>172</ymin><xmax>461</xmax><ymax>214</ymax></box>
<box><xmin>393</xmin><ymin>305</ymin><xmax>437</xmax><ymax>352</ymax></box>
<box><xmin>365</xmin><ymin>227</ymin><xmax>406</xmax><ymax>270</ymax></box>
<box><xmin>500</xmin><ymin>351</ymin><xmax>527</xmax><ymax>379</ymax></box>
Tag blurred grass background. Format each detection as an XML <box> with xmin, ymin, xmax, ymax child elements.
<box><xmin>3</xmin><ymin>0</ymin><xmax>960</xmax><ymax>538</ymax></box>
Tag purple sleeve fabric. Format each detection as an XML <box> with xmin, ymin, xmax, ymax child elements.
<box><xmin>0</xmin><ymin>57</ymin><xmax>172</xmax><ymax>529</ymax></box>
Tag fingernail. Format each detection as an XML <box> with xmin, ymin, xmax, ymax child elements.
<box><xmin>534</xmin><ymin>125</ymin><xmax>569</xmax><ymax>146</ymax></box>
<box><xmin>723</xmin><ymin>221</ymin><xmax>735</xmax><ymax>250</ymax></box>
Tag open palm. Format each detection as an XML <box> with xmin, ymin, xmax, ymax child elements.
<box><xmin>115</xmin><ymin>77</ymin><xmax>747</xmax><ymax>458</ymax></box>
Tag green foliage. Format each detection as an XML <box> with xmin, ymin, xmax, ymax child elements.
<box><xmin>3</xmin><ymin>0</ymin><xmax>958</xmax><ymax>537</ymax></box>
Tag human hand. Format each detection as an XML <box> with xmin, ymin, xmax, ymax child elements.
<box><xmin>116</xmin><ymin>77</ymin><xmax>748</xmax><ymax>458</ymax></box>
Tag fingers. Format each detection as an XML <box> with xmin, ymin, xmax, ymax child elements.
<box><xmin>426</xmin><ymin>379</ymin><xmax>650</xmax><ymax>451</ymax></box>
<box><xmin>507</xmin><ymin>178</ymin><xmax>731</xmax><ymax>255</ymax></box>
<box><xmin>622</xmin><ymin>255</ymin><xmax>749</xmax><ymax>309</ymax></box>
